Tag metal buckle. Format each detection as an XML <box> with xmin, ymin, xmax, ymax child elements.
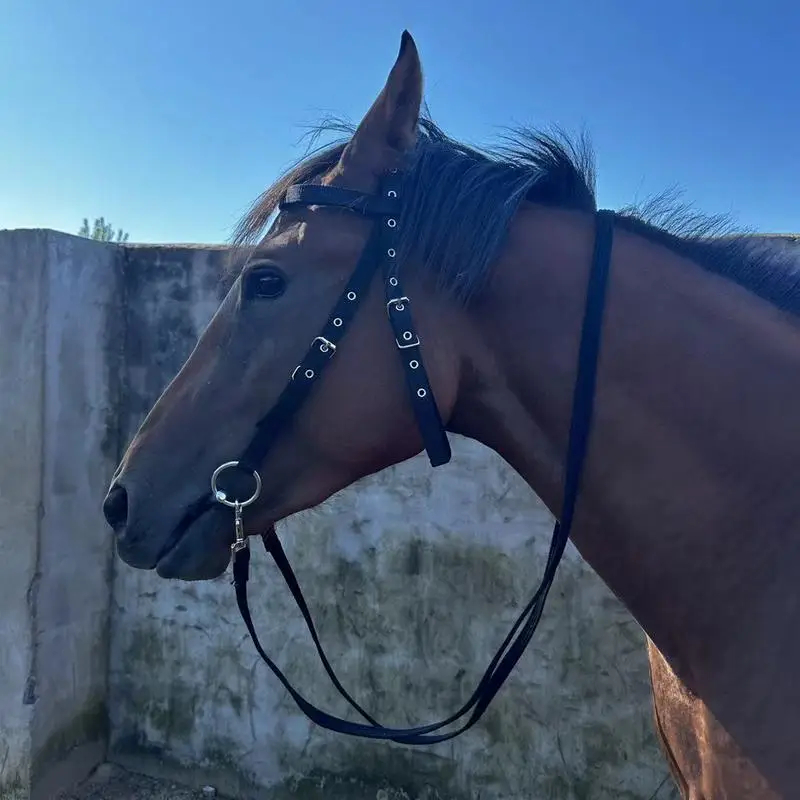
<box><xmin>386</xmin><ymin>296</ymin><xmax>410</xmax><ymax>315</ymax></box>
<box><xmin>290</xmin><ymin>336</ymin><xmax>337</xmax><ymax>380</ymax></box>
<box><xmin>396</xmin><ymin>332</ymin><xmax>420</xmax><ymax>349</ymax></box>
<box><xmin>387</xmin><ymin>297</ymin><xmax>420</xmax><ymax>348</ymax></box>
<box><xmin>313</xmin><ymin>336</ymin><xmax>337</xmax><ymax>355</ymax></box>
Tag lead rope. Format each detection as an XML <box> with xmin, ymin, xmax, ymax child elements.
<box><xmin>230</xmin><ymin>209</ymin><xmax>616</xmax><ymax>744</ymax></box>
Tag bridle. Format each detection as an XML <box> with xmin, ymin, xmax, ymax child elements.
<box><xmin>209</xmin><ymin>166</ymin><xmax>615</xmax><ymax>745</ymax></box>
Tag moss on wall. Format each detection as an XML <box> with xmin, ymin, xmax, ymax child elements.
<box><xmin>31</xmin><ymin>700</ymin><xmax>109</xmax><ymax>784</ymax></box>
<box><xmin>108</xmin><ymin>244</ymin><xmax>681</xmax><ymax>799</ymax></box>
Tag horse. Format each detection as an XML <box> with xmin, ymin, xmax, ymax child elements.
<box><xmin>103</xmin><ymin>31</ymin><xmax>800</xmax><ymax>798</ymax></box>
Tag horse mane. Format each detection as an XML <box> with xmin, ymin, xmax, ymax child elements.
<box><xmin>230</xmin><ymin>111</ymin><xmax>799</xmax><ymax>311</ymax></box>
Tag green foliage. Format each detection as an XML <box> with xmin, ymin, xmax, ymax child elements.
<box><xmin>78</xmin><ymin>215</ymin><xmax>130</xmax><ymax>243</ymax></box>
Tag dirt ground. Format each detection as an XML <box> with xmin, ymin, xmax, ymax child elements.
<box><xmin>56</xmin><ymin>763</ymin><xmax>223</xmax><ymax>800</ymax></box>
<box><xmin>54</xmin><ymin>762</ymin><xmax>427</xmax><ymax>800</ymax></box>
<box><xmin>54</xmin><ymin>761</ymin><xmax>675</xmax><ymax>800</ymax></box>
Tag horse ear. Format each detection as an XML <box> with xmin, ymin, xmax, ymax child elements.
<box><xmin>341</xmin><ymin>31</ymin><xmax>423</xmax><ymax>173</ymax></box>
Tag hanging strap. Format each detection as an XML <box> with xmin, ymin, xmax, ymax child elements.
<box><xmin>232</xmin><ymin>210</ymin><xmax>616</xmax><ymax>743</ymax></box>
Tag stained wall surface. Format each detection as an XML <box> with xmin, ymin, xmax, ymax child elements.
<box><xmin>0</xmin><ymin>231</ymin><xmax>121</xmax><ymax>799</ymax></box>
<box><xmin>7</xmin><ymin>230</ymin><xmax>797</xmax><ymax>798</ymax></box>
<box><xmin>108</xmin><ymin>243</ymin><xmax>677</xmax><ymax>799</ymax></box>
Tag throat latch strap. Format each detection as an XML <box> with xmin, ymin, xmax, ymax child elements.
<box><xmin>380</xmin><ymin>170</ymin><xmax>452</xmax><ymax>467</ymax></box>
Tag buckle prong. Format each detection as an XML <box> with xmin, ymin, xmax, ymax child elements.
<box><xmin>386</xmin><ymin>296</ymin><xmax>410</xmax><ymax>315</ymax></box>
<box><xmin>313</xmin><ymin>336</ymin><xmax>337</xmax><ymax>355</ymax></box>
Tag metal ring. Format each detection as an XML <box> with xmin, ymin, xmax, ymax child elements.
<box><xmin>387</xmin><ymin>219</ymin><xmax>397</xmax><ymax>228</ymax></box>
<box><xmin>387</xmin><ymin>190</ymin><xmax>397</xmax><ymax>198</ymax></box>
<box><xmin>347</xmin><ymin>291</ymin><xmax>357</xmax><ymax>301</ymax></box>
<box><xmin>387</xmin><ymin>249</ymin><xmax>396</xmax><ymax>258</ymax></box>
<box><xmin>211</xmin><ymin>461</ymin><xmax>262</xmax><ymax>508</ymax></box>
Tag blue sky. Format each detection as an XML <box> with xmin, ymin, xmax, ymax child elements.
<box><xmin>2</xmin><ymin>0</ymin><xmax>797</xmax><ymax>243</ymax></box>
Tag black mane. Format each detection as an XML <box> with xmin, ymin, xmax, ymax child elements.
<box><xmin>232</xmin><ymin>113</ymin><xmax>799</xmax><ymax>311</ymax></box>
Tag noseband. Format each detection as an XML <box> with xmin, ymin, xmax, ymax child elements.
<box><xmin>211</xmin><ymin>167</ymin><xmax>615</xmax><ymax>744</ymax></box>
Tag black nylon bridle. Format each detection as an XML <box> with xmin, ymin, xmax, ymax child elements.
<box><xmin>210</xmin><ymin>168</ymin><xmax>615</xmax><ymax>745</ymax></box>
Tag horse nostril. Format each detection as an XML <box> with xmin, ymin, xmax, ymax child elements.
<box><xmin>103</xmin><ymin>484</ymin><xmax>129</xmax><ymax>531</ymax></box>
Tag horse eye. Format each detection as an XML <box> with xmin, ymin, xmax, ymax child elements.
<box><xmin>245</xmin><ymin>267</ymin><xmax>287</xmax><ymax>300</ymax></box>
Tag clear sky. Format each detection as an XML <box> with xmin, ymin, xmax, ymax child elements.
<box><xmin>2</xmin><ymin>0</ymin><xmax>797</xmax><ymax>244</ymax></box>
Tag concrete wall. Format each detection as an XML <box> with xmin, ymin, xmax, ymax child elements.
<box><xmin>0</xmin><ymin>231</ymin><xmax>46</xmax><ymax>799</ymax></box>
<box><xmin>10</xmin><ymin>231</ymin><xmax>796</xmax><ymax>798</ymax></box>
<box><xmin>107</xmin><ymin>244</ymin><xmax>675</xmax><ymax>799</ymax></box>
<box><xmin>0</xmin><ymin>231</ymin><xmax>122</xmax><ymax>799</ymax></box>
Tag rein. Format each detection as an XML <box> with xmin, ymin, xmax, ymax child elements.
<box><xmin>210</xmin><ymin>169</ymin><xmax>615</xmax><ymax>744</ymax></box>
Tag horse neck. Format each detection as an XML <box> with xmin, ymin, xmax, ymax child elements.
<box><xmin>448</xmin><ymin>203</ymin><xmax>800</xmax><ymax>681</ymax></box>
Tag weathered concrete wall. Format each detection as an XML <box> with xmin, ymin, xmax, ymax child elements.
<box><xmin>0</xmin><ymin>231</ymin><xmax>47</xmax><ymax>798</ymax></box>
<box><xmin>0</xmin><ymin>230</ymin><xmax>121</xmax><ymax>799</ymax></box>
<box><xmin>108</xmin><ymin>245</ymin><xmax>676</xmax><ymax>799</ymax></box>
<box><xmin>7</xmin><ymin>230</ymin><xmax>794</xmax><ymax>798</ymax></box>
